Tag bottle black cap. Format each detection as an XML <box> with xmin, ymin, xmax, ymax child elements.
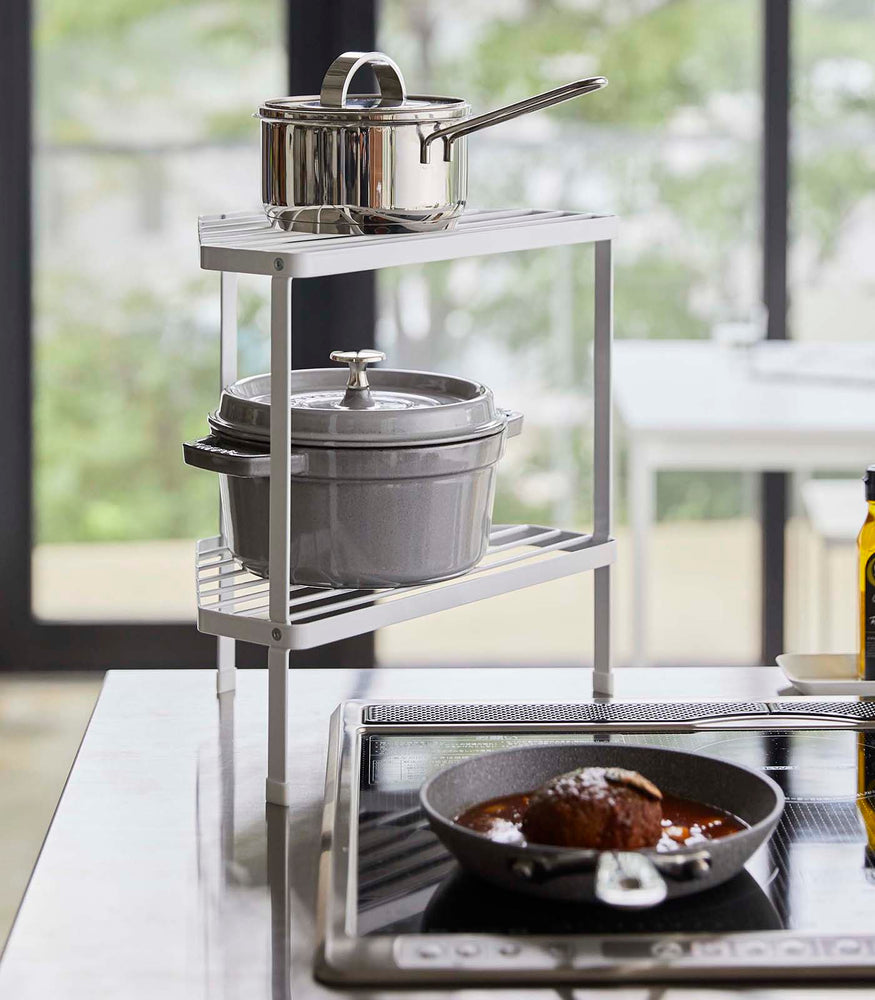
<box><xmin>866</xmin><ymin>467</ymin><xmax>875</xmax><ymax>502</ymax></box>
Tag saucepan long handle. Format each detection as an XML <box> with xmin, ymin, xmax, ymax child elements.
<box><xmin>420</xmin><ymin>76</ymin><xmax>607</xmax><ymax>164</ymax></box>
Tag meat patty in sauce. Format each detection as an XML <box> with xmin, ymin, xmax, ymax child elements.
<box><xmin>520</xmin><ymin>766</ymin><xmax>663</xmax><ymax>850</ymax></box>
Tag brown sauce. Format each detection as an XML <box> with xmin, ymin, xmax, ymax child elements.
<box><xmin>456</xmin><ymin>790</ymin><xmax>747</xmax><ymax>851</ymax></box>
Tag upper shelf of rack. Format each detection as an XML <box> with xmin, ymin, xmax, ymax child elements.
<box><xmin>198</xmin><ymin>208</ymin><xmax>618</xmax><ymax>278</ymax></box>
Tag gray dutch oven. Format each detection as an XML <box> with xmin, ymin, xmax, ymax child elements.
<box><xmin>421</xmin><ymin>743</ymin><xmax>784</xmax><ymax>909</ymax></box>
<box><xmin>183</xmin><ymin>350</ymin><xmax>522</xmax><ymax>588</ymax></box>
<box><xmin>257</xmin><ymin>50</ymin><xmax>607</xmax><ymax>235</ymax></box>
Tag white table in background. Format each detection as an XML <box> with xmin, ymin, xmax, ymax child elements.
<box><xmin>800</xmin><ymin>478</ymin><xmax>866</xmax><ymax>646</ymax></box>
<box><xmin>614</xmin><ymin>340</ymin><xmax>875</xmax><ymax>665</ymax></box>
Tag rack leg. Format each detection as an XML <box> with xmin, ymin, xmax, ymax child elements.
<box><xmin>216</xmin><ymin>270</ymin><xmax>239</xmax><ymax>695</ymax></box>
<box><xmin>217</xmin><ymin>637</ymin><xmax>237</xmax><ymax>694</ymax></box>
<box><xmin>266</xmin><ymin>647</ymin><xmax>291</xmax><ymax>806</ymax></box>
<box><xmin>593</xmin><ymin>240</ymin><xmax>614</xmax><ymax>697</ymax></box>
<box><xmin>266</xmin><ymin>801</ymin><xmax>291</xmax><ymax>997</ymax></box>
<box><xmin>629</xmin><ymin>445</ymin><xmax>654</xmax><ymax>667</ymax></box>
<box><xmin>594</xmin><ymin>568</ymin><xmax>613</xmax><ymax>696</ymax></box>
<box><xmin>266</xmin><ymin>275</ymin><xmax>293</xmax><ymax>806</ymax></box>
<box><xmin>218</xmin><ymin>688</ymin><xmax>235</xmax><ymax>864</ymax></box>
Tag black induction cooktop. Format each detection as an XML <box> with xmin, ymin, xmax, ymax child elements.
<box><xmin>316</xmin><ymin>700</ymin><xmax>875</xmax><ymax>985</ymax></box>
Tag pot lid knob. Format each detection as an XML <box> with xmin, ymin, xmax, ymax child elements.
<box><xmin>330</xmin><ymin>349</ymin><xmax>386</xmax><ymax>409</ymax></box>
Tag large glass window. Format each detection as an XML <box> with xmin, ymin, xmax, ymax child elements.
<box><xmin>791</xmin><ymin>0</ymin><xmax>875</xmax><ymax>344</ymax></box>
<box><xmin>32</xmin><ymin>0</ymin><xmax>284</xmax><ymax>621</ymax></box>
<box><xmin>377</xmin><ymin>0</ymin><xmax>762</xmax><ymax>665</ymax></box>
<box><xmin>783</xmin><ymin>0</ymin><xmax>875</xmax><ymax>654</ymax></box>
<box><xmin>27</xmin><ymin>1</ymin><xmax>866</xmax><ymax>665</ymax></box>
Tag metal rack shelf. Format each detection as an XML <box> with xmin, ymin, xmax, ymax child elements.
<box><xmin>197</xmin><ymin>525</ymin><xmax>616</xmax><ymax>651</ymax></box>
<box><xmin>197</xmin><ymin>206</ymin><xmax>616</xmax><ymax>805</ymax></box>
<box><xmin>199</xmin><ymin>208</ymin><xmax>618</xmax><ymax>277</ymax></box>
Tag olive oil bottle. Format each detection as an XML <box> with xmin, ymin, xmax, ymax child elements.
<box><xmin>858</xmin><ymin>732</ymin><xmax>875</xmax><ymax>878</ymax></box>
<box><xmin>858</xmin><ymin>466</ymin><xmax>875</xmax><ymax>680</ymax></box>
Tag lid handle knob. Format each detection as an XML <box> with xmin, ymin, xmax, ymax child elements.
<box><xmin>330</xmin><ymin>349</ymin><xmax>386</xmax><ymax>409</ymax></box>
<box><xmin>320</xmin><ymin>52</ymin><xmax>407</xmax><ymax>109</ymax></box>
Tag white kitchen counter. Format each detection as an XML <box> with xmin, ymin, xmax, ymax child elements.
<box><xmin>0</xmin><ymin>665</ymin><xmax>868</xmax><ymax>999</ymax></box>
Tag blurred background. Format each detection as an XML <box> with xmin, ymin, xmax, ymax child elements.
<box><xmin>2</xmin><ymin>0</ymin><xmax>875</xmax><ymax>944</ymax></box>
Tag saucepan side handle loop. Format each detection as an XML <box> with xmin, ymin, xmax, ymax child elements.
<box><xmin>183</xmin><ymin>436</ymin><xmax>308</xmax><ymax>479</ymax></box>
<box><xmin>320</xmin><ymin>51</ymin><xmax>407</xmax><ymax>108</ymax></box>
<box><xmin>420</xmin><ymin>76</ymin><xmax>608</xmax><ymax>163</ymax></box>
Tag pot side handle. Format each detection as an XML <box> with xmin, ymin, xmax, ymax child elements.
<box><xmin>183</xmin><ymin>435</ymin><xmax>308</xmax><ymax>479</ymax></box>
<box><xmin>421</xmin><ymin>76</ymin><xmax>608</xmax><ymax>164</ymax></box>
<box><xmin>501</xmin><ymin>409</ymin><xmax>524</xmax><ymax>439</ymax></box>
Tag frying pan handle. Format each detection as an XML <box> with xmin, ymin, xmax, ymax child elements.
<box><xmin>596</xmin><ymin>850</ymin><xmax>710</xmax><ymax>909</ymax></box>
<box><xmin>420</xmin><ymin>76</ymin><xmax>608</xmax><ymax>164</ymax></box>
<box><xmin>595</xmin><ymin>852</ymin><xmax>667</xmax><ymax>909</ymax></box>
<box><xmin>652</xmin><ymin>848</ymin><xmax>712</xmax><ymax>881</ymax></box>
<box><xmin>509</xmin><ymin>847</ymin><xmax>711</xmax><ymax>910</ymax></box>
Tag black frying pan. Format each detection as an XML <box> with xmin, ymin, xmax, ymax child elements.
<box><xmin>420</xmin><ymin>743</ymin><xmax>784</xmax><ymax>910</ymax></box>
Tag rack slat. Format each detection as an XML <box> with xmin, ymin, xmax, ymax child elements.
<box><xmin>198</xmin><ymin>207</ymin><xmax>618</xmax><ymax>277</ymax></box>
<box><xmin>196</xmin><ymin>524</ymin><xmax>616</xmax><ymax>650</ymax></box>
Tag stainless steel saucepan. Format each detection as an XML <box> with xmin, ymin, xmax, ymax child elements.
<box><xmin>257</xmin><ymin>51</ymin><xmax>607</xmax><ymax>235</ymax></box>
<box><xmin>421</xmin><ymin>743</ymin><xmax>784</xmax><ymax>910</ymax></box>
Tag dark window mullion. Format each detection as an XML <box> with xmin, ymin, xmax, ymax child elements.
<box><xmin>760</xmin><ymin>0</ymin><xmax>791</xmax><ymax>665</ymax></box>
<box><xmin>0</xmin><ymin>0</ymin><xmax>34</xmax><ymax>648</ymax></box>
<box><xmin>286</xmin><ymin>0</ymin><xmax>377</xmax><ymax>668</ymax></box>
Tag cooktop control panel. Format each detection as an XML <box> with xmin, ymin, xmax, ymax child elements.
<box><xmin>393</xmin><ymin>932</ymin><xmax>875</xmax><ymax>973</ymax></box>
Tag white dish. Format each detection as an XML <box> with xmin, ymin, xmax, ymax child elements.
<box><xmin>777</xmin><ymin>652</ymin><xmax>875</xmax><ymax>695</ymax></box>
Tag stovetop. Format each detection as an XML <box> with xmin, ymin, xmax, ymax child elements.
<box><xmin>316</xmin><ymin>700</ymin><xmax>875</xmax><ymax>986</ymax></box>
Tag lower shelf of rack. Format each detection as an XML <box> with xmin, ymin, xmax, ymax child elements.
<box><xmin>196</xmin><ymin>524</ymin><xmax>616</xmax><ymax>651</ymax></box>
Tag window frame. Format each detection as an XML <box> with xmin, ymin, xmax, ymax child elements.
<box><xmin>0</xmin><ymin>0</ymin><xmax>790</xmax><ymax>670</ymax></box>
<box><xmin>0</xmin><ymin>0</ymin><xmax>376</xmax><ymax>670</ymax></box>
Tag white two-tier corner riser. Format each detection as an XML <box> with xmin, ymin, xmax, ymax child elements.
<box><xmin>198</xmin><ymin>207</ymin><xmax>618</xmax><ymax>806</ymax></box>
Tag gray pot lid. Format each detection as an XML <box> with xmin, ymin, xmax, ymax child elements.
<box><xmin>256</xmin><ymin>51</ymin><xmax>469</xmax><ymax>124</ymax></box>
<box><xmin>208</xmin><ymin>350</ymin><xmax>505</xmax><ymax>448</ymax></box>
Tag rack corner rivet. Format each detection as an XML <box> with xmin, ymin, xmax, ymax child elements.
<box><xmin>271</xmin><ymin>628</ymin><xmax>282</xmax><ymax>641</ymax></box>
<box><xmin>273</xmin><ymin>257</ymin><xmax>284</xmax><ymax>271</ymax></box>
